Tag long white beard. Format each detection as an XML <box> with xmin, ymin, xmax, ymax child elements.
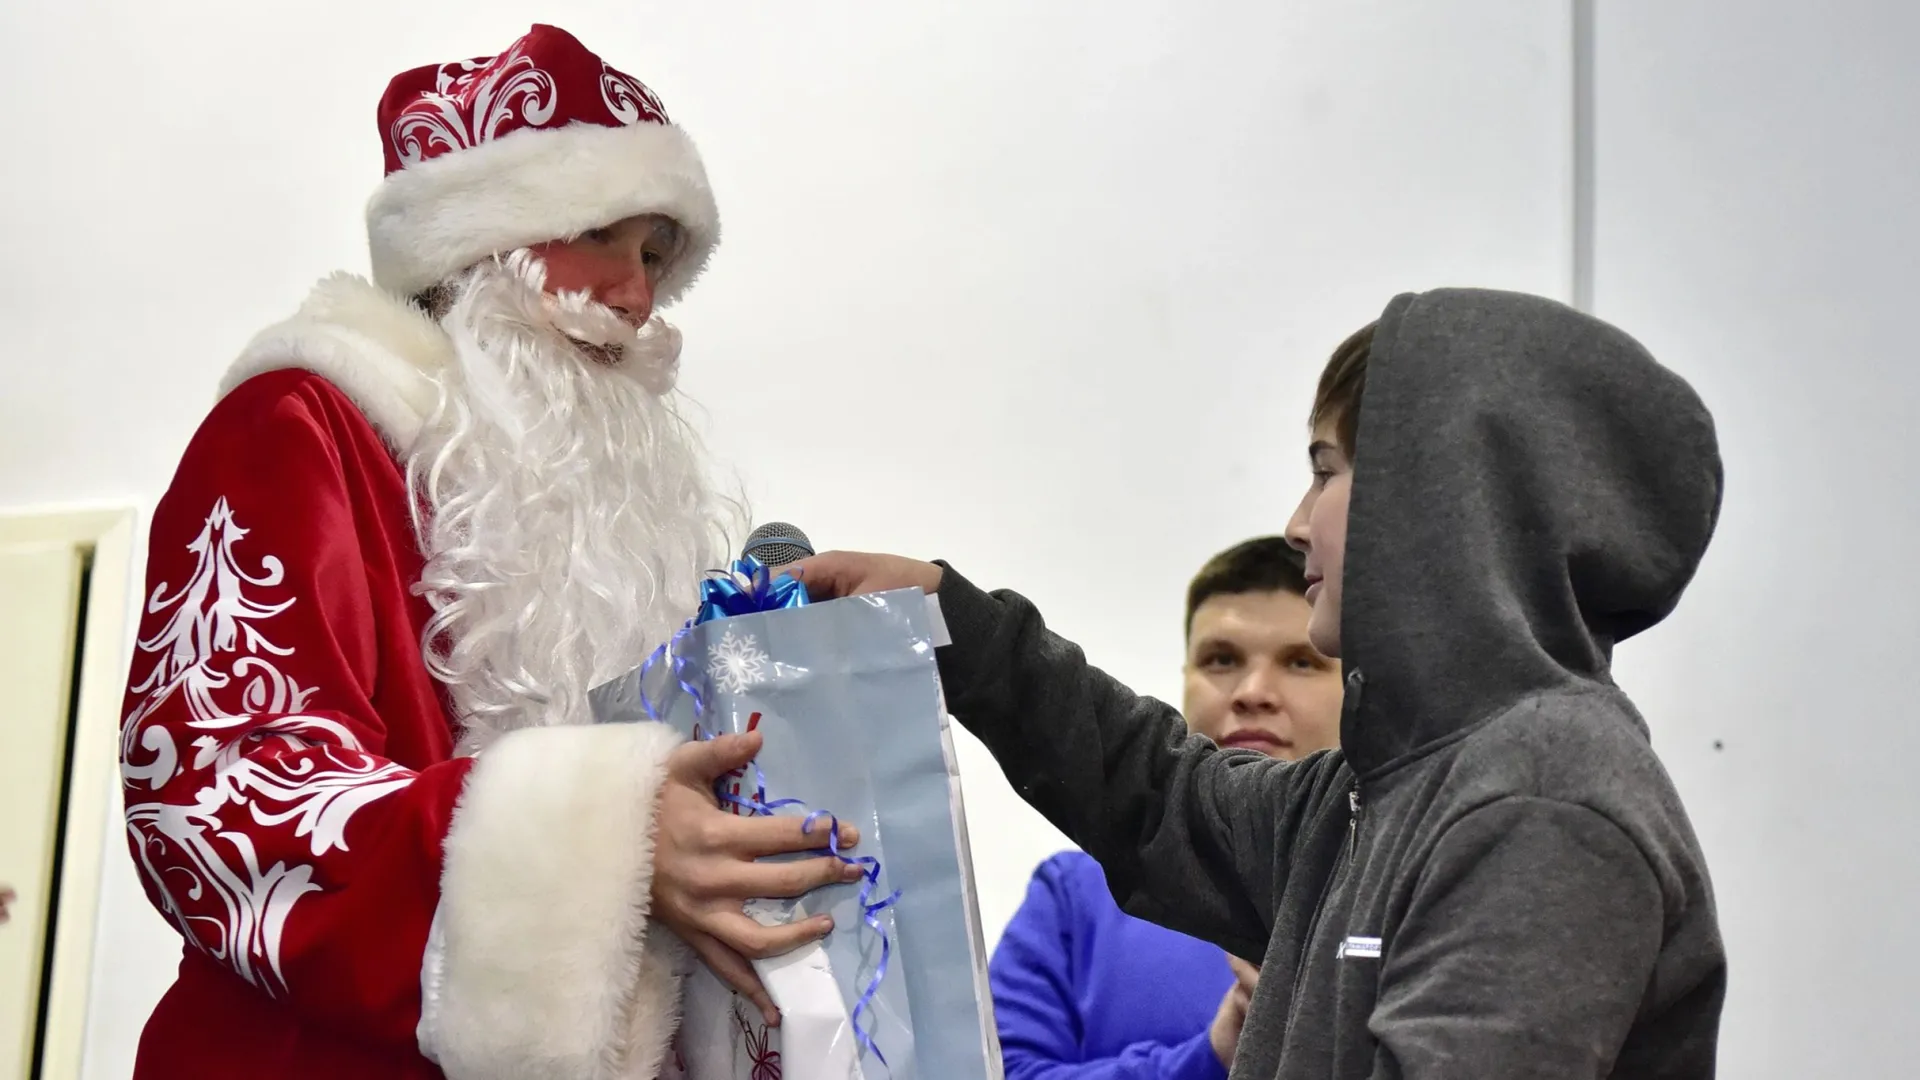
<box><xmin>406</xmin><ymin>252</ymin><xmax>740</xmax><ymax>753</ymax></box>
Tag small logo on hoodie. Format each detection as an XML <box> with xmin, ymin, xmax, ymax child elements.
<box><xmin>1337</xmin><ymin>935</ymin><xmax>1382</xmax><ymax>960</ymax></box>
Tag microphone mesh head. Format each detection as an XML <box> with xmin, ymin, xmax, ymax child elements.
<box><xmin>743</xmin><ymin>522</ymin><xmax>814</xmax><ymax>568</ymax></box>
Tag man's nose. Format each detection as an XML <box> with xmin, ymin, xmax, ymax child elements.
<box><xmin>601</xmin><ymin>272</ymin><xmax>655</xmax><ymax>327</ymax></box>
<box><xmin>1233</xmin><ymin>664</ymin><xmax>1284</xmax><ymax>713</ymax></box>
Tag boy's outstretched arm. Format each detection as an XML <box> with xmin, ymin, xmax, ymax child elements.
<box><xmin>790</xmin><ymin>552</ymin><xmax>1342</xmax><ymax>957</ymax></box>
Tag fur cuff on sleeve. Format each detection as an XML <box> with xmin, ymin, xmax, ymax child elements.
<box><xmin>420</xmin><ymin>721</ymin><xmax>687</xmax><ymax>1079</ymax></box>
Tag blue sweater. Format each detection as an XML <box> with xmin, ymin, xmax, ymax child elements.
<box><xmin>990</xmin><ymin>851</ymin><xmax>1236</xmax><ymax>1080</ymax></box>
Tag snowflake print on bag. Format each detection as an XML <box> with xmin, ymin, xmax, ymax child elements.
<box><xmin>707</xmin><ymin>627</ymin><xmax>770</xmax><ymax>694</ymax></box>
<box><xmin>120</xmin><ymin>497</ymin><xmax>413</xmax><ymax>997</ymax></box>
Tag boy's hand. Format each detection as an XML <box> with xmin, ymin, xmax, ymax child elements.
<box><xmin>1211</xmin><ymin>957</ymin><xmax>1261</xmax><ymax>1067</ymax></box>
<box><xmin>781</xmin><ymin>551</ymin><xmax>942</xmax><ymax>600</ymax></box>
<box><xmin>1229</xmin><ymin>955</ymin><xmax>1261</xmax><ymax>991</ymax></box>
<box><xmin>1210</xmin><ymin>982</ymin><xmax>1252</xmax><ymax>1067</ymax></box>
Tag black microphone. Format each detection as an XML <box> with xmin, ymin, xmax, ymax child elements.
<box><xmin>741</xmin><ymin>522</ymin><xmax>814</xmax><ymax>569</ymax></box>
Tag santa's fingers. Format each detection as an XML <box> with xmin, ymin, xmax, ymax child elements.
<box><xmin>697</xmin><ymin>907</ymin><xmax>836</xmax><ymax>961</ymax></box>
<box><xmin>726</xmin><ymin>812</ymin><xmax>860</xmax><ymax>858</ymax></box>
<box><xmin>700</xmin><ymin>854</ymin><xmax>866</xmax><ymax>900</ymax></box>
<box><xmin>683</xmin><ymin>927</ymin><xmax>781</xmax><ymax>1028</ymax></box>
<box><xmin>668</xmin><ymin>732</ymin><xmax>765</xmax><ymax>787</ymax></box>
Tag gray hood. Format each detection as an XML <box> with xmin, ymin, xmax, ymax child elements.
<box><xmin>1340</xmin><ymin>288</ymin><xmax>1724</xmax><ymax>776</ymax></box>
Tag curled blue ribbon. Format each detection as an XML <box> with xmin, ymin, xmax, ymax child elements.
<box><xmin>637</xmin><ymin>561</ymin><xmax>900</xmax><ymax>1067</ymax></box>
<box><xmin>636</xmin><ymin>621</ymin><xmax>702</xmax><ymax>723</ymax></box>
<box><xmin>711</xmin><ymin>777</ymin><xmax>903</xmax><ymax>1067</ymax></box>
<box><xmin>691</xmin><ymin>731</ymin><xmax>902</xmax><ymax>1067</ymax></box>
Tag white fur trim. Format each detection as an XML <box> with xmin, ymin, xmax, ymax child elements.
<box><xmin>424</xmin><ymin>721</ymin><xmax>689</xmax><ymax>1080</ymax></box>
<box><xmin>366</xmin><ymin>120</ymin><xmax>720</xmax><ymax>308</ymax></box>
<box><xmin>222</xmin><ymin>273</ymin><xmax>453</xmax><ymax>451</ymax></box>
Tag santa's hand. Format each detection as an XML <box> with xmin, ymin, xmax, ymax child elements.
<box><xmin>781</xmin><ymin>551</ymin><xmax>942</xmax><ymax>601</ymax></box>
<box><xmin>650</xmin><ymin>732</ymin><xmax>864</xmax><ymax>1027</ymax></box>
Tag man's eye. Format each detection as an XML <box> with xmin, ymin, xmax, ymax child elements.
<box><xmin>1285</xmin><ymin>649</ymin><xmax>1331</xmax><ymax>673</ymax></box>
<box><xmin>1202</xmin><ymin>653</ymin><xmax>1238</xmax><ymax>671</ymax></box>
<box><xmin>584</xmin><ymin>228</ymin><xmax>614</xmax><ymax>244</ymax></box>
<box><xmin>641</xmin><ymin>248</ymin><xmax>664</xmax><ymax>266</ymax></box>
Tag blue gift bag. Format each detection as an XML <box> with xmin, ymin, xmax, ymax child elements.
<box><xmin>589</xmin><ymin>573</ymin><xmax>1002</xmax><ymax>1080</ymax></box>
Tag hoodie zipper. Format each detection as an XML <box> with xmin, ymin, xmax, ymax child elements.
<box><xmin>1349</xmin><ymin>786</ymin><xmax>1362</xmax><ymax>855</ymax></box>
<box><xmin>1283</xmin><ymin>779</ymin><xmax>1363</xmax><ymax>1049</ymax></box>
<box><xmin>1341</xmin><ymin>669</ymin><xmax>1365</xmax><ymax>862</ymax></box>
<box><xmin>1280</xmin><ymin>669</ymin><xmax>1368</xmax><ymax>1050</ymax></box>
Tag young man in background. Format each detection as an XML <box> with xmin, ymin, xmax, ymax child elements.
<box><xmin>990</xmin><ymin>538</ymin><xmax>1342</xmax><ymax>1078</ymax></box>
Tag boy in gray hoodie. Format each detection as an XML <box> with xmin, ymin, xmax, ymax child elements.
<box><xmin>790</xmin><ymin>288</ymin><xmax>1727</xmax><ymax>1078</ymax></box>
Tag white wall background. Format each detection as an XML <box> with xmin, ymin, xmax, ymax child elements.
<box><xmin>3</xmin><ymin>1</ymin><xmax>1905</xmax><ymax>1078</ymax></box>
<box><xmin>1593</xmin><ymin>2</ymin><xmax>1920</xmax><ymax>1077</ymax></box>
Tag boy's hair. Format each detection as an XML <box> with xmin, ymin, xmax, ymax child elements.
<box><xmin>1312</xmin><ymin>321</ymin><xmax>1376</xmax><ymax>455</ymax></box>
<box><xmin>1185</xmin><ymin>537</ymin><xmax>1310</xmax><ymax>639</ymax></box>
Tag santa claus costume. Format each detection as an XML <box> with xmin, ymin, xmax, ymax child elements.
<box><xmin>120</xmin><ymin>25</ymin><xmax>730</xmax><ymax>1079</ymax></box>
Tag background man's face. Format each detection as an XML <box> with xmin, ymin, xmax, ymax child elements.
<box><xmin>529</xmin><ymin>213</ymin><xmax>683</xmax><ymax>327</ymax></box>
<box><xmin>1183</xmin><ymin>588</ymin><xmax>1343</xmax><ymax>760</ymax></box>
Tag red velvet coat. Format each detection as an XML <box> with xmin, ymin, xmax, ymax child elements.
<box><xmin>120</xmin><ymin>275</ymin><xmax>686</xmax><ymax>1080</ymax></box>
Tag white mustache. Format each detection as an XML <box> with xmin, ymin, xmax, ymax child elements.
<box><xmin>496</xmin><ymin>252</ymin><xmax>683</xmax><ymax>394</ymax></box>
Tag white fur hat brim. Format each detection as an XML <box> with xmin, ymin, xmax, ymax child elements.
<box><xmin>365</xmin><ymin>119</ymin><xmax>719</xmax><ymax>307</ymax></box>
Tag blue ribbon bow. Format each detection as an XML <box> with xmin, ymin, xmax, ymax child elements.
<box><xmin>694</xmin><ymin>555</ymin><xmax>810</xmax><ymax>625</ymax></box>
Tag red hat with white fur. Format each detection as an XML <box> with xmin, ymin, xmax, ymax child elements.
<box><xmin>365</xmin><ymin>24</ymin><xmax>718</xmax><ymax>307</ymax></box>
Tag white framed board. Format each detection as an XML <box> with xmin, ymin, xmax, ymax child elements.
<box><xmin>0</xmin><ymin>509</ymin><xmax>135</xmax><ymax>1080</ymax></box>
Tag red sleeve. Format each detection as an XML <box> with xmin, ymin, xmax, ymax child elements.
<box><xmin>121</xmin><ymin>377</ymin><xmax>472</xmax><ymax>1050</ymax></box>
<box><xmin>122</xmin><ymin>374</ymin><xmax>687</xmax><ymax>1075</ymax></box>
